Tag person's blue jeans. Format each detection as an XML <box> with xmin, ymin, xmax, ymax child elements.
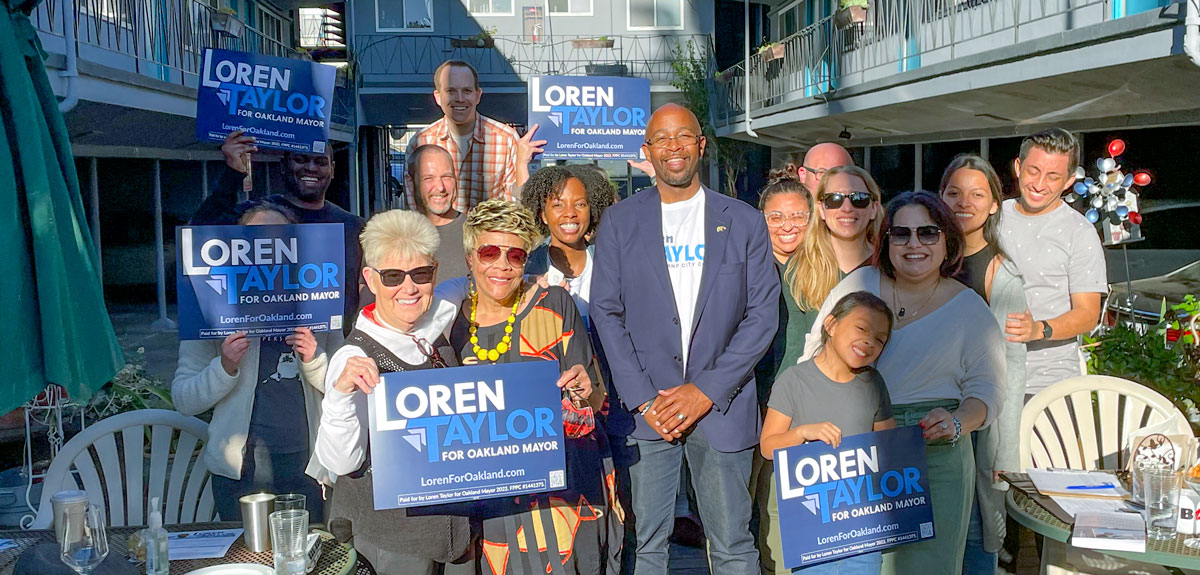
<box><xmin>962</xmin><ymin>493</ymin><xmax>997</xmax><ymax>575</ymax></box>
<box><xmin>796</xmin><ymin>552</ymin><xmax>882</xmax><ymax>575</ymax></box>
<box><xmin>626</xmin><ymin>431</ymin><xmax>757</xmax><ymax>575</ymax></box>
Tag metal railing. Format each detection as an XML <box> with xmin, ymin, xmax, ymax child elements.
<box><xmin>715</xmin><ymin>0</ymin><xmax>1163</xmax><ymax>124</ymax></box>
<box><xmin>354</xmin><ymin>33</ymin><xmax>714</xmax><ymax>84</ymax></box>
<box><xmin>32</xmin><ymin>0</ymin><xmax>295</xmax><ymax>84</ymax></box>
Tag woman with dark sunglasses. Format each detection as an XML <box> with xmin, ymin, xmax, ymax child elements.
<box><xmin>172</xmin><ymin>200</ymin><xmax>335</xmax><ymax>523</ymax></box>
<box><xmin>784</xmin><ymin>165</ymin><xmax>882</xmax><ymax>324</ymax></box>
<box><xmin>938</xmin><ymin>155</ymin><xmax>1029</xmax><ymax>575</ymax></box>
<box><xmin>800</xmin><ymin>192</ymin><xmax>1005</xmax><ymax>575</ymax></box>
<box><xmin>315</xmin><ymin>210</ymin><xmax>473</xmax><ymax>574</ymax></box>
<box><xmin>445</xmin><ymin>198</ymin><xmax>620</xmax><ymax>575</ymax></box>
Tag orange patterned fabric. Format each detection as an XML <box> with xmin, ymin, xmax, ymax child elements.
<box><xmin>405</xmin><ymin>113</ymin><xmax>519</xmax><ymax>213</ymax></box>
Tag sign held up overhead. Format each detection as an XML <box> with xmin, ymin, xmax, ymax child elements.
<box><xmin>528</xmin><ymin>75</ymin><xmax>651</xmax><ymax>160</ymax></box>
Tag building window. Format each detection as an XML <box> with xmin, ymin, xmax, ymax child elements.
<box><xmin>549</xmin><ymin>0</ymin><xmax>591</xmax><ymax>15</ymax></box>
<box><xmin>628</xmin><ymin>0</ymin><xmax>683</xmax><ymax>29</ymax></box>
<box><xmin>468</xmin><ymin>0</ymin><xmax>513</xmax><ymax>15</ymax></box>
<box><xmin>376</xmin><ymin>0</ymin><xmax>432</xmax><ymax>30</ymax></box>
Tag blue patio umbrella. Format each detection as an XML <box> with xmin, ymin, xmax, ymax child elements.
<box><xmin>1</xmin><ymin>0</ymin><xmax>124</xmax><ymax>412</ymax></box>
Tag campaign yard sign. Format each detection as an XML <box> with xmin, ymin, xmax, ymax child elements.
<box><xmin>366</xmin><ymin>361</ymin><xmax>566</xmax><ymax>509</ymax></box>
<box><xmin>196</xmin><ymin>48</ymin><xmax>336</xmax><ymax>153</ymax></box>
<box><xmin>774</xmin><ymin>426</ymin><xmax>935</xmax><ymax>569</ymax></box>
<box><xmin>175</xmin><ymin>224</ymin><xmax>345</xmax><ymax>340</ymax></box>
<box><xmin>528</xmin><ymin>75</ymin><xmax>650</xmax><ymax>160</ymax></box>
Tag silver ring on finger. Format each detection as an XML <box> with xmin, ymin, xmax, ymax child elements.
<box><xmin>940</xmin><ymin>422</ymin><xmax>948</xmax><ymax>430</ymax></box>
<box><xmin>677</xmin><ymin>413</ymin><xmax>686</xmax><ymax>421</ymax></box>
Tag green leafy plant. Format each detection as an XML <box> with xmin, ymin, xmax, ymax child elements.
<box><xmin>840</xmin><ymin>0</ymin><xmax>869</xmax><ymax>9</ymax></box>
<box><xmin>756</xmin><ymin>42</ymin><xmax>777</xmax><ymax>54</ymax></box>
<box><xmin>86</xmin><ymin>348</ymin><xmax>173</xmax><ymax>420</ymax></box>
<box><xmin>668</xmin><ymin>40</ymin><xmax>751</xmax><ymax>197</ymax></box>
<box><xmin>1085</xmin><ymin>324</ymin><xmax>1199</xmax><ymax>416</ymax></box>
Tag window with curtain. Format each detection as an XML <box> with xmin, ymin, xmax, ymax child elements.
<box><xmin>377</xmin><ymin>0</ymin><xmax>433</xmax><ymax>30</ymax></box>
<box><xmin>628</xmin><ymin>0</ymin><xmax>683</xmax><ymax>29</ymax></box>
<box><xmin>468</xmin><ymin>0</ymin><xmax>513</xmax><ymax>15</ymax></box>
<box><xmin>549</xmin><ymin>0</ymin><xmax>591</xmax><ymax>14</ymax></box>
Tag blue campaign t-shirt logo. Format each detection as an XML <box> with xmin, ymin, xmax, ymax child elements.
<box><xmin>374</xmin><ymin>377</ymin><xmax>558</xmax><ymax>463</ymax></box>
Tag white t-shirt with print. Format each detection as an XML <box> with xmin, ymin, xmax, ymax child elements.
<box><xmin>999</xmin><ymin>199</ymin><xmax>1108</xmax><ymax>393</ymax></box>
<box><xmin>661</xmin><ymin>190</ymin><xmax>706</xmax><ymax>368</ymax></box>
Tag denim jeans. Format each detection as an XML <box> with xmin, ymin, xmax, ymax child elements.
<box><xmin>626</xmin><ymin>432</ymin><xmax>757</xmax><ymax>575</ymax></box>
<box><xmin>962</xmin><ymin>497</ymin><xmax>997</xmax><ymax>575</ymax></box>
<box><xmin>796</xmin><ymin>552</ymin><xmax>882</xmax><ymax>575</ymax></box>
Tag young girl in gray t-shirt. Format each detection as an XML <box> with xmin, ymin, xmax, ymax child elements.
<box><xmin>760</xmin><ymin>291</ymin><xmax>897</xmax><ymax>575</ymax></box>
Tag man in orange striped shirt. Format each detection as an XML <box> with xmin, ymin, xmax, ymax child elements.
<box><xmin>405</xmin><ymin>60</ymin><xmax>543</xmax><ymax>213</ymax></box>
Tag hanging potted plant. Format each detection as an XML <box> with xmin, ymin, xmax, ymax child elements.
<box><xmin>572</xmin><ymin>36</ymin><xmax>615</xmax><ymax>49</ymax></box>
<box><xmin>451</xmin><ymin>27</ymin><xmax>497</xmax><ymax>49</ymax></box>
<box><xmin>834</xmin><ymin>0</ymin><xmax>870</xmax><ymax>29</ymax></box>
<box><xmin>210</xmin><ymin>6</ymin><xmax>245</xmax><ymax>38</ymax></box>
<box><xmin>757</xmin><ymin>42</ymin><xmax>785</xmax><ymax>62</ymax></box>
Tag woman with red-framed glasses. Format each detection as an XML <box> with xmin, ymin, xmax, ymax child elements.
<box><xmin>447</xmin><ymin>198</ymin><xmax>620</xmax><ymax>575</ymax></box>
<box><xmin>314</xmin><ymin>210</ymin><xmax>472</xmax><ymax>574</ymax></box>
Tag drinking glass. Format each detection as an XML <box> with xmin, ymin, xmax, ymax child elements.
<box><xmin>59</xmin><ymin>504</ymin><xmax>108</xmax><ymax>575</ymax></box>
<box><xmin>269</xmin><ymin>509</ymin><xmax>309</xmax><ymax>575</ymax></box>
<box><xmin>1144</xmin><ymin>467</ymin><xmax>1181</xmax><ymax>541</ymax></box>
<box><xmin>274</xmin><ymin>493</ymin><xmax>306</xmax><ymax>512</ymax></box>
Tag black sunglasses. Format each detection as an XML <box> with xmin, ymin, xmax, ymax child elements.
<box><xmin>371</xmin><ymin>265</ymin><xmax>437</xmax><ymax>286</ymax></box>
<box><xmin>820</xmin><ymin>191</ymin><xmax>874</xmax><ymax>210</ymax></box>
<box><xmin>412</xmin><ymin>336</ymin><xmax>449</xmax><ymax>369</ymax></box>
<box><xmin>888</xmin><ymin>225</ymin><xmax>944</xmax><ymax>246</ymax></box>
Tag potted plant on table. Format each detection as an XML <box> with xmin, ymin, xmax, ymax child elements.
<box><xmin>834</xmin><ymin>0</ymin><xmax>870</xmax><ymax>29</ymax></box>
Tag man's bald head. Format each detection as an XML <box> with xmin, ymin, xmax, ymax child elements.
<box><xmin>645</xmin><ymin>103</ymin><xmax>702</xmax><ymax>136</ymax></box>
<box><xmin>800</xmin><ymin>142</ymin><xmax>854</xmax><ymax>192</ymax></box>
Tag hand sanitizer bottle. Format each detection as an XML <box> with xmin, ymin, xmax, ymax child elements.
<box><xmin>145</xmin><ymin>497</ymin><xmax>169</xmax><ymax>575</ymax></box>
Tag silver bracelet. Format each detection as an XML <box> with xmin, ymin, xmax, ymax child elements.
<box><xmin>951</xmin><ymin>416</ymin><xmax>963</xmax><ymax>444</ymax></box>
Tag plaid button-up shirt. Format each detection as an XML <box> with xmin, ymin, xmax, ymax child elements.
<box><xmin>405</xmin><ymin>113</ymin><xmax>519</xmax><ymax>213</ymax></box>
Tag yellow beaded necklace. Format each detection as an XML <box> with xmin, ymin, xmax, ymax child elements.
<box><xmin>468</xmin><ymin>284</ymin><xmax>521</xmax><ymax>362</ymax></box>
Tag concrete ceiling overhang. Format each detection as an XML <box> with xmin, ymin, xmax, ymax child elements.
<box><xmin>718</xmin><ymin>7</ymin><xmax>1200</xmax><ymax>149</ymax></box>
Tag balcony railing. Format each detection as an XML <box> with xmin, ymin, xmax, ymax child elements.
<box><xmin>354</xmin><ymin>33</ymin><xmax>714</xmax><ymax>84</ymax></box>
<box><xmin>716</xmin><ymin>0</ymin><xmax>1165</xmax><ymax>125</ymax></box>
<box><xmin>32</xmin><ymin>0</ymin><xmax>295</xmax><ymax>85</ymax></box>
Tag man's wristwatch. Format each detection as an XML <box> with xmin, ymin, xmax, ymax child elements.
<box><xmin>1041</xmin><ymin>320</ymin><xmax>1054</xmax><ymax>341</ymax></box>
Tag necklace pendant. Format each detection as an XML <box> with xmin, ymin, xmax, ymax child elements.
<box><xmin>898</xmin><ymin>307</ymin><xmax>906</xmax><ymax>317</ymax></box>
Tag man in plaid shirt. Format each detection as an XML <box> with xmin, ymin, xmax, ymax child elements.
<box><xmin>405</xmin><ymin>60</ymin><xmax>543</xmax><ymax>213</ymax></box>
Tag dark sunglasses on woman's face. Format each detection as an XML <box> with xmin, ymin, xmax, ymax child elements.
<box><xmin>820</xmin><ymin>191</ymin><xmax>874</xmax><ymax>210</ymax></box>
<box><xmin>888</xmin><ymin>225</ymin><xmax>944</xmax><ymax>246</ymax></box>
<box><xmin>476</xmin><ymin>244</ymin><xmax>529</xmax><ymax>267</ymax></box>
<box><xmin>371</xmin><ymin>265</ymin><xmax>437</xmax><ymax>286</ymax></box>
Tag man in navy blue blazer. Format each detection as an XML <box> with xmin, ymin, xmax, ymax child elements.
<box><xmin>592</xmin><ymin>103</ymin><xmax>779</xmax><ymax>574</ymax></box>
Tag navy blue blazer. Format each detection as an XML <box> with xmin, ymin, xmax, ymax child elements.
<box><xmin>591</xmin><ymin>185</ymin><xmax>780</xmax><ymax>452</ymax></box>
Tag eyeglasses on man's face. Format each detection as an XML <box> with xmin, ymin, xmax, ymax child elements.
<box><xmin>645</xmin><ymin>133</ymin><xmax>700</xmax><ymax>149</ymax></box>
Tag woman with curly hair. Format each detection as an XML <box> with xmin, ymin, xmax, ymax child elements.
<box><xmin>448</xmin><ymin>198</ymin><xmax>621</xmax><ymax>575</ymax></box>
<box><xmin>519</xmin><ymin>164</ymin><xmax>617</xmax><ymax>325</ymax></box>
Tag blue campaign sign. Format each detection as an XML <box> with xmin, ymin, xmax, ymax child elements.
<box><xmin>175</xmin><ymin>224</ymin><xmax>345</xmax><ymax>340</ymax></box>
<box><xmin>774</xmin><ymin>426</ymin><xmax>935</xmax><ymax>569</ymax></box>
<box><xmin>196</xmin><ymin>48</ymin><xmax>336</xmax><ymax>153</ymax></box>
<box><xmin>366</xmin><ymin>361</ymin><xmax>566</xmax><ymax>509</ymax></box>
<box><xmin>528</xmin><ymin>75</ymin><xmax>650</xmax><ymax>160</ymax></box>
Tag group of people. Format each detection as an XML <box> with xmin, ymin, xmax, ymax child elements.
<box><xmin>171</xmin><ymin>58</ymin><xmax>1109</xmax><ymax>575</ymax></box>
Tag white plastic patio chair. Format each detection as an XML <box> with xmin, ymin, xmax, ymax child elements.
<box><xmin>1021</xmin><ymin>375</ymin><xmax>1192</xmax><ymax>471</ymax></box>
<box><xmin>31</xmin><ymin>409</ymin><xmax>217</xmax><ymax>528</ymax></box>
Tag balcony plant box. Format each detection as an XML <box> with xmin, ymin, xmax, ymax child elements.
<box><xmin>211</xmin><ymin>10</ymin><xmax>244</xmax><ymax>38</ymax></box>
<box><xmin>758</xmin><ymin>43</ymin><xmax>785</xmax><ymax>62</ymax></box>
<box><xmin>572</xmin><ymin>37</ymin><xmax>615</xmax><ymax>49</ymax></box>
<box><xmin>451</xmin><ymin>36</ymin><xmax>495</xmax><ymax>49</ymax></box>
<box><xmin>834</xmin><ymin>0</ymin><xmax>869</xmax><ymax>29</ymax></box>
<box><xmin>585</xmin><ymin>63</ymin><xmax>627</xmax><ymax>76</ymax></box>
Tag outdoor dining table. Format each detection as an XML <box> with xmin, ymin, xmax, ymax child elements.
<box><xmin>1005</xmin><ymin>472</ymin><xmax>1200</xmax><ymax>570</ymax></box>
<box><xmin>0</xmin><ymin>522</ymin><xmax>368</xmax><ymax>575</ymax></box>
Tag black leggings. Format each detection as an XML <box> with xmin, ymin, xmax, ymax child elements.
<box><xmin>212</xmin><ymin>442</ymin><xmax>324</xmax><ymax>522</ymax></box>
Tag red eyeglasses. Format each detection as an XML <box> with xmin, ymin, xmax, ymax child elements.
<box><xmin>475</xmin><ymin>244</ymin><xmax>529</xmax><ymax>267</ymax></box>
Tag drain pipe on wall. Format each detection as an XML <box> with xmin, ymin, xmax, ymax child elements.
<box><xmin>58</xmin><ymin>0</ymin><xmax>79</xmax><ymax>113</ymax></box>
<box><xmin>744</xmin><ymin>0</ymin><xmax>758</xmax><ymax>137</ymax></box>
<box><xmin>1186</xmin><ymin>0</ymin><xmax>1200</xmax><ymax>68</ymax></box>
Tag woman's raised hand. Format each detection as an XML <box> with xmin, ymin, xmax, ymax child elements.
<box><xmin>220</xmin><ymin>332</ymin><xmax>250</xmax><ymax>376</ymax></box>
<box><xmin>334</xmin><ymin>356</ymin><xmax>380</xmax><ymax>395</ymax></box>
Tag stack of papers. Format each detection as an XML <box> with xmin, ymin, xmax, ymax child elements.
<box><xmin>1071</xmin><ymin>511</ymin><xmax>1146</xmax><ymax>552</ymax></box>
<box><xmin>167</xmin><ymin>528</ymin><xmax>243</xmax><ymax>560</ymax></box>
<box><xmin>1027</xmin><ymin>469</ymin><xmax>1129</xmax><ymax>499</ymax></box>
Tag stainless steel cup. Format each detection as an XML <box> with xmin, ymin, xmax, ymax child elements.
<box><xmin>50</xmin><ymin>490</ymin><xmax>89</xmax><ymax>544</ymax></box>
<box><xmin>239</xmin><ymin>492</ymin><xmax>276</xmax><ymax>552</ymax></box>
